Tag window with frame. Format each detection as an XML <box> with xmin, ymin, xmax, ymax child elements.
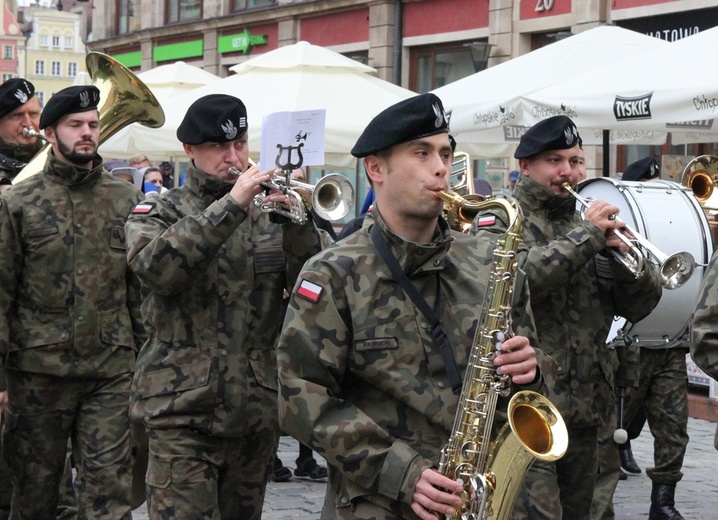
<box><xmin>2</xmin><ymin>74</ymin><xmax>14</xmax><ymax>82</ymax></box>
<box><xmin>118</xmin><ymin>0</ymin><xmax>141</xmax><ymax>35</ymax></box>
<box><xmin>3</xmin><ymin>46</ymin><xmax>12</xmax><ymax>60</ymax></box>
<box><xmin>68</xmin><ymin>62</ymin><xmax>77</xmax><ymax>77</ymax></box>
<box><xmin>51</xmin><ymin>61</ymin><xmax>61</xmax><ymax>77</ymax></box>
<box><xmin>36</xmin><ymin>92</ymin><xmax>44</xmax><ymax>105</ymax></box>
<box><xmin>410</xmin><ymin>42</ymin><xmax>486</xmax><ymax>92</ymax></box>
<box><xmin>52</xmin><ymin>36</ymin><xmax>60</xmax><ymax>47</ymax></box>
<box><xmin>65</xmin><ymin>36</ymin><xmax>73</xmax><ymax>48</ymax></box>
<box><xmin>166</xmin><ymin>0</ymin><xmax>202</xmax><ymax>23</ymax></box>
<box><xmin>40</xmin><ymin>35</ymin><xmax>49</xmax><ymax>47</ymax></box>
<box><xmin>35</xmin><ymin>60</ymin><xmax>45</xmax><ymax>76</ymax></box>
<box><xmin>232</xmin><ymin>0</ymin><xmax>276</xmax><ymax>10</ymax></box>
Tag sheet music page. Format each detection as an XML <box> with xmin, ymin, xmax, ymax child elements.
<box><xmin>260</xmin><ymin>109</ymin><xmax>326</xmax><ymax>171</ymax></box>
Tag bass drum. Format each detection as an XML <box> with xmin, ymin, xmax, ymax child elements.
<box><xmin>578</xmin><ymin>177</ymin><xmax>714</xmax><ymax>349</ymax></box>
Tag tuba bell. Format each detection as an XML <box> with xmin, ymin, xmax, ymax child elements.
<box><xmin>678</xmin><ymin>155</ymin><xmax>718</xmax><ymax>247</ymax></box>
<box><xmin>13</xmin><ymin>52</ymin><xmax>165</xmax><ymax>183</ymax></box>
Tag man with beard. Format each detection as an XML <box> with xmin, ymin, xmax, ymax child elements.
<box><xmin>471</xmin><ymin>115</ymin><xmax>662</xmax><ymax>519</ymax></box>
<box><xmin>0</xmin><ymin>85</ymin><xmax>146</xmax><ymax>519</ymax></box>
<box><xmin>0</xmin><ymin>78</ymin><xmax>44</xmax><ymax>191</ymax></box>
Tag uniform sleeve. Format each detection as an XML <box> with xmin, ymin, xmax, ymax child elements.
<box><xmin>281</xmin><ymin>216</ymin><xmax>326</xmax><ymax>290</ymax></box>
<box><xmin>691</xmin><ymin>249</ymin><xmax>718</xmax><ymax>381</ymax></box>
<box><xmin>277</xmin><ymin>267</ymin><xmax>428</xmax><ymax>506</ymax></box>
<box><xmin>125</xmin><ymin>194</ymin><xmax>248</xmax><ymax>296</ymax></box>
<box><xmin>605</xmin><ymin>255</ymin><xmax>662</xmax><ymax>324</ymax></box>
<box><xmin>0</xmin><ymin>197</ymin><xmax>21</xmax><ymax>361</ymax></box>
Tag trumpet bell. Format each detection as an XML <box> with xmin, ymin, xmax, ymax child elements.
<box><xmin>312</xmin><ymin>173</ymin><xmax>355</xmax><ymax>221</ymax></box>
<box><xmin>14</xmin><ymin>52</ymin><xmax>165</xmax><ymax>184</ymax></box>
<box><xmin>660</xmin><ymin>251</ymin><xmax>696</xmax><ymax>290</ymax></box>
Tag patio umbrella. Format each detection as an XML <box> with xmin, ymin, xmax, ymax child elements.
<box><xmin>137</xmin><ymin>61</ymin><xmax>221</xmax><ymax>100</ymax></box>
<box><xmin>433</xmin><ymin>25</ymin><xmax>669</xmax><ymax>148</ymax></box>
<box><xmin>100</xmin><ymin>42</ymin><xmax>418</xmax><ymax>168</ymax></box>
<box><xmin>522</xmin><ymin>26</ymin><xmax>718</xmax><ymax>142</ymax></box>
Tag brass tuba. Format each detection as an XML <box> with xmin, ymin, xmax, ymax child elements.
<box><xmin>442</xmin><ymin>152</ymin><xmax>486</xmax><ymax>233</ymax></box>
<box><xmin>14</xmin><ymin>52</ymin><xmax>165</xmax><ymax>183</ymax></box>
<box><xmin>679</xmin><ymin>155</ymin><xmax>718</xmax><ymax>245</ymax></box>
<box><xmin>437</xmin><ymin>196</ymin><xmax>568</xmax><ymax>520</ymax></box>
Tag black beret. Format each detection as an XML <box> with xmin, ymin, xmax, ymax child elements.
<box><xmin>514</xmin><ymin>115</ymin><xmax>582</xmax><ymax>159</ymax></box>
<box><xmin>0</xmin><ymin>78</ymin><xmax>35</xmax><ymax>119</ymax></box>
<box><xmin>177</xmin><ymin>94</ymin><xmax>248</xmax><ymax>145</ymax></box>
<box><xmin>40</xmin><ymin>86</ymin><xmax>100</xmax><ymax>129</ymax></box>
<box><xmin>622</xmin><ymin>157</ymin><xmax>659</xmax><ymax>182</ymax></box>
<box><xmin>351</xmin><ymin>93</ymin><xmax>449</xmax><ymax>158</ymax></box>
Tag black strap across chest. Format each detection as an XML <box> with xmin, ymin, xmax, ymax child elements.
<box><xmin>370</xmin><ymin>224</ymin><xmax>462</xmax><ymax>395</ymax></box>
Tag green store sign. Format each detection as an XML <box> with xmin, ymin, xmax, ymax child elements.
<box><xmin>218</xmin><ymin>29</ymin><xmax>268</xmax><ymax>55</ymax></box>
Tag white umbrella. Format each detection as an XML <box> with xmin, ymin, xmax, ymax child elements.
<box><xmin>434</xmin><ymin>25</ymin><xmax>669</xmax><ymax>148</ymax></box>
<box><xmin>101</xmin><ymin>42</ymin><xmax>416</xmax><ymax>168</ymax></box>
<box><xmin>137</xmin><ymin>61</ymin><xmax>221</xmax><ymax>100</ymax></box>
<box><xmin>522</xmin><ymin>26</ymin><xmax>718</xmax><ymax>138</ymax></box>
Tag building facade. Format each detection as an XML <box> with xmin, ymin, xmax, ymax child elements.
<box><xmin>0</xmin><ymin>2</ymin><xmax>25</xmax><ymax>82</ymax></box>
<box><xmin>21</xmin><ymin>6</ymin><xmax>87</xmax><ymax>106</ymax></box>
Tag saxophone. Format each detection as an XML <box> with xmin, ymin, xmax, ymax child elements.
<box><xmin>436</xmin><ymin>192</ymin><xmax>568</xmax><ymax>520</ymax></box>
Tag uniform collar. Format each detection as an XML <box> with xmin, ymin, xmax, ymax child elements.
<box><xmin>513</xmin><ymin>175</ymin><xmax>576</xmax><ymax>219</ymax></box>
<box><xmin>371</xmin><ymin>207</ymin><xmax>454</xmax><ymax>276</ymax></box>
<box><xmin>44</xmin><ymin>151</ymin><xmax>103</xmax><ymax>187</ymax></box>
<box><xmin>184</xmin><ymin>163</ymin><xmax>234</xmax><ymax>199</ymax></box>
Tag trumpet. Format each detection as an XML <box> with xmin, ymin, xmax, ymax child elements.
<box><xmin>228</xmin><ymin>165</ymin><xmax>354</xmax><ymax>225</ymax></box>
<box><xmin>562</xmin><ymin>182</ymin><xmax>694</xmax><ymax>289</ymax></box>
<box><xmin>22</xmin><ymin>128</ymin><xmax>47</xmax><ymax>142</ymax></box>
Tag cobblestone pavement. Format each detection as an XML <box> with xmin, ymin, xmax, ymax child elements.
<box><xmin>132</xmin><ymin>416</ymin><xmax>718</xmax><ymax>519</ymax></box>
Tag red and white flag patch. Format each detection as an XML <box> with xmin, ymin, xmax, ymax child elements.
<box><xmin>297</xmin><ymin>279</ymin><xmax>323</xmax><ymax>303</ymax></box>
<box><xmin>476</xmin><ymin>215</ymin><xmax>496</xmax><ymax>227</ymax></box>
<box><xmin>132</xmin><ymin>204</ymin><xmax>154</xmax><ymax>214</ymax></box>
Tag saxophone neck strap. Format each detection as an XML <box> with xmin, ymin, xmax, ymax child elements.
<box><xmin>370</xmin><ymin>224</ymin><xmax>462</xmax><ymax>395</ymax></box>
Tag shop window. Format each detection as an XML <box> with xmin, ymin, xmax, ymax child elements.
<box><xmin>233</xmin><ymin>0</ymin><xmax>276</xmax><ymax>10</ymax></box>
<box><xmin>118</xmin><ymin>0</ymin><xmax>142</xmax><ymax>35</ymax></box>
<box><xmin>166</xmin><ymin>0</ymin><xmax>202</xmax><ymax>23</ymax></box>
<box><xmin>410</xmin><ymin>43</ymin><xmax>480</xmax><ymax>93</ymax></box>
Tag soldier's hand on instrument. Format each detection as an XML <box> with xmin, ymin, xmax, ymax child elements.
<box><xmin>493</xmin><ymin>335</ymin><xmax>537</xmax><ymax>385</ymax></box>
<box><xmin>229</xmin><ymin>164</ymin><xmax>272</xmax><ymax>209</ymax></box>
<box><xmin>411</xmin><ymin>468</ymin><xmax>463</xmax><ymax>519</ymax></box>
<box><xmin>584</xmin><ymin>199</ymin><xmax>622</xmax><ymax>234</ymax></box>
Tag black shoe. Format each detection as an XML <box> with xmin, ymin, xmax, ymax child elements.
<box><xmin>619</xmin><ymin>468</ymin><xmax>628</xmax><ymax>481</ymax></box>
<box><xmin>270</xmin><ymin>458</ymin><xmax>292</xmax><ymax>482</ymax></box>
<box><xmin>294</xmin><ymin>457</ymin><xmax>328</xmax><ymax>481</ymax></box>
<box><xmin>649</xmin><ymin>483</ymin><xmax>685</xmax><ymax>520</ymax></box>
<box><xmin>620</xmin><ymin>447</ymin><xmax>642</xmax><ymax>475</ymax></box>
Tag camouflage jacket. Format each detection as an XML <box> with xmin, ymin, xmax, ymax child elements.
<box><xmin>0</xmin><ymin>152</ymin><xmax>145</xmax><ymax>378</ymax></box>
<box><xmin>691</xmin><ymin>248</ymin><xmax>718</xmax><ymax>382</ymax></box>
<box><xmin>472</xmin><ymin>176</ymin><xmax>662</xmax><ymax>427</ymax></box>
<box><xmin>277</xmin><ymin>209</ymin><xmax>546</xmax><ymax>513</ymax></box>
<box><xmin>0</xmin><ymin>138</ymin><xmax>44</xmax><ymax>183</ymax></box>
<box><xmin>125</xmin><ymin>164</ymin><xmax>323</xmax><ymax>437</ymax></box>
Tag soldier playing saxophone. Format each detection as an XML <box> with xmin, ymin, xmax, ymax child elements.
<box><xmin>277</xmin><ymin>93</ymin><xmax>552</xmax><ymax>520</ymax></box>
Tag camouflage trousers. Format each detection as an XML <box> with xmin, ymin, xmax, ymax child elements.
<box><xmin>623</xmin><ymin>347</ymin><xmax>689</xmax><ymax>483</ymax></box>
<box><xmin>511</xmin><ymin>426</ymin><xmax>598</xmax><ymax>520</ymax></box>
<box><xmin>591</xmin><ymin>408</ymin><xmax>621</xmax><ymax>520</ymax></box>
<box><xmin>3</xmin><ymin>370</ymin><xmax>133</xmax><ymax>520</ymax></box>
<box><xmin>144</xmin><ymin>426</ymin><xmax>276</xmax><ymax>520</ymax></box>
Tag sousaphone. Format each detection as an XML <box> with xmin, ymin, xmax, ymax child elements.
<box><xmin>14</xmin><ymin>51</ymin><xmax>165</xmax><ymax>183</ymax></box>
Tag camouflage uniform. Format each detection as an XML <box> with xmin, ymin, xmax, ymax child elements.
<box><xmin>277</xmin><ymin>209</ymin><xmax>549</xmax><ymax>520</ymax></box>
<box><xmin>125</xmin><ymin>164</ymin><xmax>322</xmax><ymax>520</ymax></box>
<box><xmin>691</xmin><ymin>248</ymin><xmax>718</xmax><ymax>451</ymax></box>
<box><xmin>473</xmin><ymin>175</ymin><xmax>662</xmax><ymax>519</ymax></box>
<box><xmin>0</xmin><ymin>152</ymin><xmax>145</xmax><ymax>520</ymax></box>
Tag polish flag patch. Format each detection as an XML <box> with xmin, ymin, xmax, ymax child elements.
<box><xmin>132</xmin><ymin>204</ymin><xmax>154</xmax><ymax>214</ymax></box>
<box><xmin>476</xmin><ymin>215</ymin><xmax>496</xmax><ymax>227</ymax></box>
<box><xmin>297</xmin><ymin>279</ymin><xmax>323</xmax><ymax>303</ymax></box>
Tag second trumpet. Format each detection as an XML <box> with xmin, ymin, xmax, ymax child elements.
<box><xmin>562</xmin><ymin>182</ymin><xmax>695</xmax><ymax>290</ymax></box>
<box><xmin>229</xmin><ymin>166</ymin><xmax>354</xmax><ymax>225</ymax></box>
